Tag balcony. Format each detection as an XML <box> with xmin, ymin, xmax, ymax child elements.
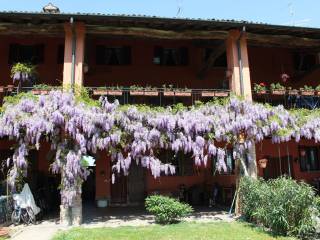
<box><xmin>253</xmin><ymin>90</ymin><xmax>320</xmax><ymax>109</ymax></box>
<box><xmin>0</xmin><ymin>85</ymin><xmax>231</xmax><ymax>107</ymax></box>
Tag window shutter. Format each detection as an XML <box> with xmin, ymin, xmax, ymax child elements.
<box><xmin>8</xmin><ymin>44</ymin><xmax>19</xmax><ymax>64</ymax></box>
<box><xmin>96</xmin><ymin>45</ymin><xmax>105</xmax><ymax>65</ymax></box>
<box><xmin>123</xmin><ymin>46</ymin><xmax>131</xmax><ymax>65</ymax></box>
<box><xmin>179</xmin><ymin>47</ymin><xmax>188</xmax><ymax>65</ymax></box>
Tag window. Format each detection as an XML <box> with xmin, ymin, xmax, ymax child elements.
<box><xmin>204</xmin><ymin>48</ymin><xmax>227</xmax><ymax>67</ymax></box>
<box><xmin>153</xmin><ymin>47</ymin><xmax>188</xmax><ymax>66</ymax></box>
<box><xmin>96</xmin><ymin>46</ymin><xmax>131</xmax><ymax>65</ymax></box>
<box><xmin>213</xmin><ymin>149</ymin><xmax>235</xmax><ymax>175</ymax></box>
<box><xmin>8</xmin><ymin>44</ymin><xmax>44</xmax><ymax>64</ymax></box>
<box><xmin>57</xmin><ymin>45</ymin><xmax>64</xmax><ymax>64</ymax></box>
<box><xmin>158</xmin><ymin>150</ymin><xmax>193</xmax><ymax>176</ymax></box>
<box><xmin>299</xmin><ymin>146</ymin><xmax>320</xmax><ymax>172</ymax></box>
<box><xmin>293</xmin><ymin>52</ymin><xmax>317</xmax><ymax>72</ymax></box>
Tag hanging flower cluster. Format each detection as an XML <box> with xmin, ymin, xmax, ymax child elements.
<box><xmin>0</xmin><ymin>90</ymin><xmax>317</xmax><ymax>206</ymax></box>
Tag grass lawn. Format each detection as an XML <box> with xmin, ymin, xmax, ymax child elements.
<box><xmin>52</xmin><ymin>221</ymin><xmax>295</xmax><ymax>240</ymax></box>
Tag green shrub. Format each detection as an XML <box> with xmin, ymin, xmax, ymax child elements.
<box><xmin>240</xmin><ymin>177</ymin><xmax>317</xmax><ymax>238</ymax></box>
<box><xmin>145</xmin><ymin>195</ymin><xmax>193</xmax><ymax>224</ymax></box>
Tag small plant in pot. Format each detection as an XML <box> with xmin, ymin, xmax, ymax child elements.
<box><xmin>175</xmin><ymin>87</ymin><xmax>192</xmax><ymax>97</ymax></box>
<box><xmin>129</xmin><ymin>85</ymin><xmax>144</xmax><ymax>96</ymax></box>
<box><xmin>11</xmin><ymin>62</ymin><xmax>37</xmax><ymax>92</ymax></box>
<box><xmin>300</xmin><ymin>85</ymin><xmax>315</xmax><ymax>96</ymax></box>
<box><xmin>270</xmin><ymin>82</ymin><xmax>286</xmax><ymax>95</ymax></box>
<box><xmin>32</xmin><ymin>84</ymin><xmax>53</xmax><ymax>95</ymax></box>
<box><xmin>163</xmin><ymin>84</ymin><xmax>175</xmax><ymax>96</ymax></box>
<box><xmin>107</xmin><ymin>85</ymin><xmax>123</xmax><ymax>96</ymax></box>
<box><xmin>287</xmin><ymin>87</ymin><xmax>299</xmax><ymax>95</ymax></box>
<box><xmin>254</xmin><ymin>82</ymin><xmax>267</xmax><ymax>95</ymax></box>
<box><xmin>314</xmin><ymin>85</ymin><xmax>320</xmax><ymax>95</ymax></box>
<box><xmin>144</xmin><ymin>85</ymin><xmax>158</xmax><ymax>96</ymax></box>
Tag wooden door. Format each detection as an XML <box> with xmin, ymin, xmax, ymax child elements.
<box><xmin>128</xmin><ymin>162</ymin><xmax>145</xmax><ymax>205</ymax></box>
<box><xmin>111</xmin><ymin>174</ymin><xmax>127</xmax><ymax>204</ymax></box>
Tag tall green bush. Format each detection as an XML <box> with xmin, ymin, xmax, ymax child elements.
<box><xmin>145</xmin><ymin>195</ymin><xmax>193</xmax><ymax>224</ymax></box>
<box><xmin>239</xmin><ymin>177</ymin><xmax>318</xmax><ymax>238</ymax></box>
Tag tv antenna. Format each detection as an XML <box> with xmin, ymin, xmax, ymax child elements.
<box><xmin>176</xmin><ymin>0</ymin><xmax>183</xmax><ymax>17</ymax></box>
<box><xmin>286</xmin><ymin>2</ymin><xmax>310</xmax><ymax>26</ymax></box>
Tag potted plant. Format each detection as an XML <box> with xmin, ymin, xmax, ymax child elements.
<box><xmin>163</xmin><ymin>84</ymin><xmax>175</xmax><ymax>97</ymax></box>
<box><xmin>11</xmin><ymin>62</ymin><xmax>36</xmax><ymax>92</ymax></box>
<box><xmin>258</xmin><ymin>158</ymin><xmax>268</xmax><ymax>169</ymax></box>
<box><xmin>93</xmin><ymin>87</ymin><xmax>109</xmax><ymax>96</ymax></box>
<box><xmin>270</xmin><ymin>83</ymin><xmax>286</xmax><ymax>95</ymax></box>
<box><xmin>201</xmin><ymin>89</ymin><xmax>215</xmax><ymax>97</ymax></box>
<box><xmin>130</xmin><ymin>85</ymin><xmax>144</xmax><ymax>96</ymax></box>
<box><xmin>32</xmin><ymin>84</ymin><xmax>53</xmax><ymax>95</ymax></box>
<box><xmin>315</xmin><ymin>85</ymin><xmax>320</xmax><ymax>96</ymax></box>
<box><xmin>300</xmin><ymin>85</ymin><xmax>315</xmax><ymax>96</ymax></box>
<box><xmin>144</xmin><ymin>86</ymin><xmax>159</xmax><ymax>96</ymax></box>
<box><xmin>175</xmin><ymin>87</ymin><xmax>192</xmax><ymax>97</ymax></box>
<box><xmin>253</xmin><ymin>82</ymin><xmax>267</xmax><ymax>95</ymax></box>
<box><xmin>287</xmin><ymin>87</ymin><xmax>299</xmax><ymax>96</ymax></box>
<box><xmin>107</xmin><ymin>86</ymin><xmax>123</xmax><ymax>96</ymax></box>
<box><xmin>214</xmin><ymin>89</ymin><xmax>229</xmax><ymax>97</ymax></box>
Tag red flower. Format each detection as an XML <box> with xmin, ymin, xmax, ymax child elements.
<box><xmin>281</xmin><ymin>73</ymin><xmax>290</xmax><ymax>83</ymax></box>
<box><xmin>260</xmin><ymin>82</ymin><xmax>266</xmax><ymax>87</ymax></box>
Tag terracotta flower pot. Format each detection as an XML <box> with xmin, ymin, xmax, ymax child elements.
<box><xmin>175</xmin><ymin>91</ymin><xmax>192</xmax><ymax>97</ymax></box>
<box><xmin>214</xmin><ymin>91</ymin><xmax>229</xmax><ymax>97</ymax></box>
<box><xmin>271</xmin><ymin>89</ymin><xmax>286</xmax><ymax>95</ymax></box>
<box><xmin>256</xmin><ymin>90</ymin><xmax>267</xmax><ymax>95</ymax></box>
<box><xmin>163</xmin><ymin>91</ymin><xmax>175</xmax><ymax>96</ymax></box>
<box><xmin>288</xmin><ymin>89</ymin><xmax>299</xmax><ymax>95</ymax></box>
<box><xmin>32</xmin><ymin>89</ymin><xmax>42</xmax><ymax>95</ymax></box>
<box><xmin>201</xmin><ymin>91</ymin><xmax>215</xmax><ymax>97</ymax></box>
<box><xmin>258</xmin><ymin>158</ymin><xmax>268</xmax><ymax>169</ymax></box>
<box><xmin>107</xmin><ymin>90</ymin><xmax>122</xmax><ymax>96</ymax></box>
<box><xmin>93</xmin><ymin>89</ymin><xmax>108</xmax><ymax>96</ymax></box>
<box><xmin>0</xmin><ymin>86</ymin><xmax>4</xmax><ymax>93</ymax></box>
<box><xmin>144</xmin><ymin>91</ymin><xmax>158</xmax><ymax>96</ymax></box>
<box><xmin>7</xmin><ymin>85</ymin><xmax>14</xmax><ymax>92</ymax></box>
<box><xmin>130</xmin><ymin>90</ymin><xmax>145</xmax><ymax>96</ymax></box>
<box><xmin>300</xmin><ymin>89</ymin><xmax>315</xmax><ymax>96</ymax></box>
<box><xmin>0</xmin><ymin>227</ymin><xmax>9</xmax><ymax>237</ymax></box>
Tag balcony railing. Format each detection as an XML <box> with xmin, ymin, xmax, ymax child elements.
<box><xmin>253</xmin><ymin>90</ymin><xmax>320</xmax><ymax>109</ymax></box>
<box><xmin>0</xmin><ymin>86</ymin><xmax>230</xmax><ymax>106</ymax></box>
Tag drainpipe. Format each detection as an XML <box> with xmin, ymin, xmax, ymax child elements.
<box><xmin>70</xmin><ymin>17</ymin><xmax>76</xmax><ymax>92</ymax></box>
<box><xmin>236</xmin><ymin>26</ymin><xmax>246</xmax><ymax>96</ymax></box>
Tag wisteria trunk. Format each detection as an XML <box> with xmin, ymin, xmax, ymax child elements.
<box><xmin>60</xmin><ymin>193</ymin><xmax>82</xmax><ymax>225</ymax></box>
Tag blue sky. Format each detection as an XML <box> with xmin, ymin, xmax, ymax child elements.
<box><xmin>1</xmin><ymin>0</ymin><xmax>320</xmax><ymax>28</ymax></box>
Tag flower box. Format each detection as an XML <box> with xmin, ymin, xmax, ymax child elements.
<box><xmin>32</xmin><ymin>89</ymin><xmax>50</xmax><ymax>95</ymax></box>
<box><xmin>201</xmin><ymin>91</ymin><xmax>215</xmax><ymax>97</ymax></box>
<box><xmin>214</xmin><ymin>91</ymin><xmax>229</xmax><ymax>97</ymax></box>
<box><xmin>144</xmin><ymin>91</ymin><xmax>159</xmax><ymax>96</ymax></box>
<box><xmin>175</xmin><ymin>91</ymin><xmax>192</xmax><ymax>97</ymax></box>
<box><xmin>7</xmin><ymin>85</ymin><xmax>14</xmax><ymax>92</ymax></box>
<box><xmin>288</xmin><ymin>89</ymin><xmax>299</xmax><ymax>95</ymax></box>
<box><xmin>271</xmin><ymin>89</ymin><xmax>286</xmax><ymax>95</ymax></box>
<box><xmin>93</xmin><ymin>89</ymin><xmax>109</xmax><ymax>96</ymax></box>
<box><xmin>107</xmin><ymin>90</ymin><xmax>122</xmax><ymax>96</ymax></box>
<box><xmin>130</xmin><ymin>90</ymin><xmax>145</xmax><ymax>96</ymax></box>
<box><xmin>255</xmin><ymin>90</ymin><xmax>267</xmax><ymax>95</ymax></box>
<box><xmin>300</xmin><ymin>89</ymin><xmax>315</xmax><ymax>96</ymax></box>
<box><xmin>0</xmin><ymin>86</ymin><xmax>4</xmax><ymax>93</ymax></box>
<box><xmin>163</xmin><ymin>91</ymin><xmax>175</xmax><ymax>96</ymax></box>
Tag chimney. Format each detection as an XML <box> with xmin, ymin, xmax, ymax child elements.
<box><xmin>42</xmin><ymin>3</ymin><xmax>60</xmax><ymax>14</ymax></box>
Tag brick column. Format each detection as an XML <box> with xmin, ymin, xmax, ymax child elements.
<box><xmin>226</xmin><ymin>30</ymin><xmax>253</xmax><ymax>100</ymax></box>
<box><xmin>62</xmin><ymin>23</ymin><xmax>73</xmax><ymax>87</ymax></box>
<box><xmin>74</xmin><ymin>23</ymin><xmax>86</xmax><ymax>87</ymax></box>
<box><xmin>62</xmin><ymin>22</ymin><xmax>86</xmax><ymax>89</ymax></box>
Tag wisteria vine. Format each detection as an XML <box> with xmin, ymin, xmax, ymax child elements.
<box><xmin>0</xmin><ymin>90</ymin><xmax>318</xmax><ymax>206</ymax></box>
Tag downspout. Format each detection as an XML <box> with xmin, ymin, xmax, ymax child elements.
<box><xmin>70</xmin><ymin>17</ymin><xmax>76</xmax><ymax>92</ymax></box>
<box><xmin>236</xmin><ymin>26</ymin><xmax>246</xmax><ymax>96</ymax></box>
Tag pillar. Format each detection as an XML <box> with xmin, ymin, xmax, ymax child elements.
<box><xmin>62</xmin><ymin>22</ymin><xmax>86</xmax><ymax>89</ymax></box>
<box><xmin>226</xmin><ymin>30</ymin><xmax>252</xmax><ymax>100</ymax></box>
<box><xmin>63</xmin><ymin>23</ymin><xmax>73</xmax><ymax>88</ymax></box>
<box><xmin>75</xmin><ymin>23</ymin><xmax>86</xmax><ymax>87</ymax></box>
